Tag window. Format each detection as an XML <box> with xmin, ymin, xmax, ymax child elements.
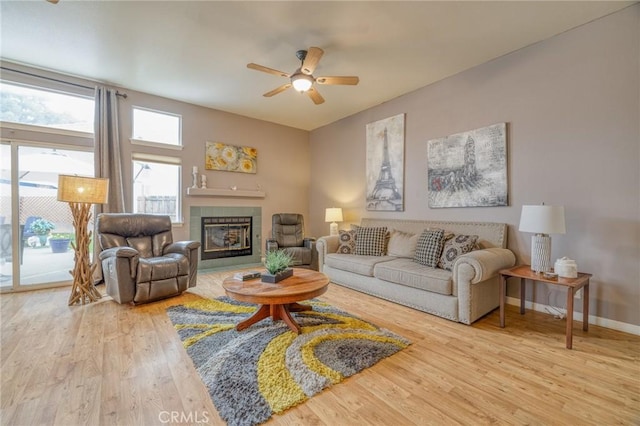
<box><xmin>132</xmin><ymin>156</ymin><xmax>181</xmax><ymax>223</ymax></box>
<box><xmin>132</xmin><ymin>107</ymin><xmax>181</xmax><ymax>147</ymax></box>
<box><xmin>0</xmin><ymin>81</ymin><xmax>94</xmax><ymax>133</ymax></box>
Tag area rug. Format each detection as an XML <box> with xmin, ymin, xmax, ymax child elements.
<box><xmin>166</xmin><ymin>296</ymin><xmax>410</xmax><ymax>426</ymax></box>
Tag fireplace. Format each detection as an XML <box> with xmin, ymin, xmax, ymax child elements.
<box><xmin>190</xmin><ymin>206</ymin><xmax>261</xmax><ymax>270</ymax></box>
<box><xmin>201</xmin><ymin>216</ymin><xmax>252</xmax><ymax>260</ymax></box>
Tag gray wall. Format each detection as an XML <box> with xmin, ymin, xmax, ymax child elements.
<box><xmin>309</xmin><ymin>6</ymin><xmax>639</xmax><ymax>326</ymax></box>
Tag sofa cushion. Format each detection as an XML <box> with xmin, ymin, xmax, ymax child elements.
<box><xmin>413</xmin><ymin>229</ymin><xmax>445</xmax><ymax>267</ymax></box>
<box><xmin>355</xmin><ymin>226</ymin><xmax>388</xmax><ymax>256</ymax></box>
<box><xmin>387</xmin><ymin>229</ymin><xmax>419</xmax><ymax>258</ymax></box>
<box><xmin>337</xmin><ymin>230</ymin><xmax>357</xmax><ymax>254</ymax></box>
<box><xmin>374</xmin><ymin>258</ymin><xmax>453</xmax><ymax>295</ymax></box>
<box><xmin>438</xmin><ymin>234</ymin><xmax>479</xmax><ymax>271</ymax></box>
<box><xmin>325</xmin><ymin>253</ymin><xmax>394</xmax><ymax>277</ymax></box>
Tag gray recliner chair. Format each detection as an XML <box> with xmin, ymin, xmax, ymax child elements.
<box><xmin>266</xmin><ymin>213</ymin><xmax>318</xmax><ymax>271</ymax></box>
<box><xmin>96</xmin><ymin>213</ymin><xmax>200</xmax><ymax>304</ymax></box>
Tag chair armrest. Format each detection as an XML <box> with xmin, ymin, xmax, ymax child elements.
<box><xmin>164</xmin><ymin>240</ymin><xmax>200</xmax><ymax>256</ymax></box>
<box><xmin>98</xmin><ymin>246</ymin><xmax>140</xmax><ymax>281</ymax></box>
<box><xmin>266</xmin><ymin>238</ymin><xmax>279</xmax><ymax>252</ymax></box>
<box><xmin>453</xmin><ymin>248</ymin><xmax>516</xmax><ymax>284</ymax></box>
<box><xmin>99</xmin><ymin>246</ymin><xmax>138</xmax><ymax>260</ymax></box>
<box><xmin>303</xmin><ymin>237</ymin><xmax>316</xmax><ymax>249</ymax></box>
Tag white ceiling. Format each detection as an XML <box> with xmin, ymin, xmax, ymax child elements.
<box><xmin>0</xmin><ymin>1</ymin><xmax>634</xmax><ymax>131</ymax></box>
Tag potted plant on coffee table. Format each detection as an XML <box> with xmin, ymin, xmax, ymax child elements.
<box><xmin>261</xmin><ymin>249</ymin><xmax>293</xmax><ymax>283</ymax></box>
<box><xmin>29</xmin><ymin>218</ymin><xmax>55</xmax><ymax>248</ymax></box>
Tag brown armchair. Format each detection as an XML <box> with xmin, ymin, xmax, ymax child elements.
<box><xmin>266</xmin><ymin>213</ymin><xmax>318</xmax><ymax>270</ymax></box>
<box><xmin>96</xmin><ymin>213</ymin><xmax>200</xmax><ymax>304</ymax></box>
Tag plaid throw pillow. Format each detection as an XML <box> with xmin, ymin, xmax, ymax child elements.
<box><xmin>413</xmin><ymin>229</ymin><xmax>445</xmax><ymax>267</ymax></box>
<box><xmin>438</xmin><ymin>234</ymin><xmax>479</xmax><ymax>271</ymax></box>
<box><xmin>337</xmin><ymin>230</ymin><xmax>357</xmax><ymax>254</ymax></box>
<box><xmin>355</xmin><ymin>226</ymin><xmax>388</xmax><ymax>256</ymax></box>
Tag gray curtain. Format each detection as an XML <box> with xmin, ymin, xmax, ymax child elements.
<box><xmin>92</xmin><ymin>87</ymin><xmax>125</xmax><ymax>284</ymax></box>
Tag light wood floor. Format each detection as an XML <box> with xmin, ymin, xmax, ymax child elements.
<box><xmin>1</xmin><ymin>269</ymin><xmax>639</xmax><ymax>425</ymax></box>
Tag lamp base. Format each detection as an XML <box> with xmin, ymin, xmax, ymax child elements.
<box><xmin>530</xmin><ymin>233</ymin><xmax>552</xmax><ymax>273</ymax></box>
<box><xmin>329</xmin><ymin>222</ymin><xmax>338</xmax><ymax>236</ymax></box>
<box><xmin>68</xmin><ymin>202</ymin><xmax>101</xmax><ymax>306</ymax></box>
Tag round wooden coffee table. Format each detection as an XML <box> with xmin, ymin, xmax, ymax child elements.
<box><xmin>222</xmin><ymin>268</ymin><xmax>329</xmax><ymax>334</ymax></box>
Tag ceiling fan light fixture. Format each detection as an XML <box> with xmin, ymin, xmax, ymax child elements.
<box><xmin>291</xmin><ymin>73</ymin><xmax>313</xmax><ymax>92</ymax></box>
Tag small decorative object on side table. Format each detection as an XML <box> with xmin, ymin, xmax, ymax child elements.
<box><xmin>498</xmin><ymin>265</ymin><xmax>591</xmax><ymax>349</ymax></box>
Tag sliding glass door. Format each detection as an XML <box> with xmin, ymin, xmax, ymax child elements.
<box><xmin>0</xmin><ymin>142</ymin><xmax>94</xmax><ymax>291</ymax></box>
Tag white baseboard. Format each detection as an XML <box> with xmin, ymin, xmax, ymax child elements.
<box><xmin>505</xmin><ymin>296</ymin><xmax>640</xmax><ymax>336</ymax></box>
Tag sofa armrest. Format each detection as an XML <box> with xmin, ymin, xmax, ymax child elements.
<box><xmin>316</xmin><ymin>235</ymin><xmax>340</xmax><ymax>271</ymax></box>
<box><xmin>453</xmin><ymin>247</ymin><xmax>516</xmax><ymax>284</ymax></box>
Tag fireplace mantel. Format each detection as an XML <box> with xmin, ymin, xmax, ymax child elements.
<box><xmin>186</xmin><ymin>187</ymin><xmax>265</xmax><ymax>198</ymax></box>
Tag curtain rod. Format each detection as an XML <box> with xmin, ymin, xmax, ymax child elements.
<box><xmin>0</xmin><ymin>66</ymin><xmax>128</xmax><ymax>98</ymax></box>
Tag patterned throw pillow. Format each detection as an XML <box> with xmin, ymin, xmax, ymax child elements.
<box><xmin>438</xmin><ymin>234</ymin><xmax>479</xmax><ymax>271</ymax></box>
<box><xmin>354</xmin><ymin>226</ymin><xmax>388</xmax><ymax>256</ymax></box>
<box><xmin>413</xmin><ymin>229</ymin><xmax>445</xmax><ymax>267</ymax></box>
<box><xmin>337</xmin><ymin>230</ymin><xmax>357</xmax><ymax>254</ymax></box>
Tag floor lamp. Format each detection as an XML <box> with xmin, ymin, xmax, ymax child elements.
<box><xmin>57</xmin><ymin>175</ymin><xmax>109</xmax><ymax>306</ymax></box>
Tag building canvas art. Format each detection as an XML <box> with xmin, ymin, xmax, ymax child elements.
<box><xmin>427</xmin><ymin>123</ymin><xmax>507</xmax><ymax>208</ymax></box>
<box><xmin>205</xmin><ymin>142</ymin><xmax>257</xmax><ymax>174</ymax></box>
<box><xmin>366</xmin><ymin>114</ymin><xmax>405</xmax><ymax>211</ymax></box>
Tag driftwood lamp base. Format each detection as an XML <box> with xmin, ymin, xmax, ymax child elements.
<box><xmin>67</xmin><ymin>202</ymin><xmax>101</xmax><ymax>306</ymax></box>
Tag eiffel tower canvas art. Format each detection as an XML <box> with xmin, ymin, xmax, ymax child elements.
<box><xmin>366</xmin><ymin>114</ymin><xmax>405</xmax><ymax>211</ymax></box>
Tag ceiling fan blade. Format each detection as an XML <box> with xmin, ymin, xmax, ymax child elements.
<box><xmin>301</xmin><ymin>47</ymin><xmax>324</xmax><ymax>75</ymax></box>
<box><xmin>263</xmin><ymin>83</ymin><xmax>292</xmax><ymax>97</ymax></box>
<box><xmin>247</xmin><ymin>63</ymin><xmax>290</xmax><ymax>78</ymax></box>
<box><xmin>306</xmin><ymin>87</ymin><xmax>325</xmax><ymax>105</ymax></box>
<box><xmin>316</xmin><ymin>76</ymin><xmax>360</xmax><ymax>85</ymax></box>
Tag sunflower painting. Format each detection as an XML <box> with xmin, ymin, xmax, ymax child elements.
<box><xmin>205</xmin><ymin>142</ymin><xmax>257</xmax><ymax>174</ymax></box>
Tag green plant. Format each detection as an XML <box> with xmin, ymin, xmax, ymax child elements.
<box><xmin>264</xmin><ymin>250</ymin><xmax>292</xmax><ymax>275</ymax></box>
<box><xmin>50</xmin><ymin>233</ymin><xmax>73</xmax><ymax>240</ymax></box>
<box><xmin>29</xmin><ymin>218</ymin><xmax>55</xmax><ymax>235</ymax></box>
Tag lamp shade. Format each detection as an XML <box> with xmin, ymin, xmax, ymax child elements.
<box><xmin>325</xmin><ymin>207</ymin><xmax>343</xmax><ymax>223</ymax></box>
<box><xmin>519</xmin><ymin>205</ymin><xmax>566</xmax><ymax>234</ymax></box>
<box><xmin>57</xmin><ymin>175</ymin><xmax>109</xmax><ymax>204</ymax></box>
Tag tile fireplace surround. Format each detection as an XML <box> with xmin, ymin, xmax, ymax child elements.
<box><xmin>189</xmin><ymin>206</ymin><xmax>262</xmax><ymax>270</ymax></box>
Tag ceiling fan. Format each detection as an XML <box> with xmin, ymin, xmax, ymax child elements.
<box><xmin>247</xmin><ymin>47</ymin><xmax>359</xmax><ymax>105</ymax></box>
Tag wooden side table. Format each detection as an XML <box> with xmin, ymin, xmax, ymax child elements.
<box><xmin>499</xmin><ymin>265</ymin><xmax>591</xmax><ymax>349</ymax></box>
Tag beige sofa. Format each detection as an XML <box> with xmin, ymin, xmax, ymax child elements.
<box><xmin>316</xmin><ymin>218</ymin><xmax>516</xmax><ymax>324</ymax></box>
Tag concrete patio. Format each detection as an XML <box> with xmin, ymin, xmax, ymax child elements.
<box><xmin>1</xmin><ymin>243</ymin><xmax>75</xmax><ymax>287</ymax></box>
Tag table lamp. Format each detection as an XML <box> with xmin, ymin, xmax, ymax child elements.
<box><xmin>325</xmin><ymin>207</ymin><xmax>343</xmax><ymax>236</ymax></box>
<box><xmin>57</xmin><ymin>175</ymin><xmax>109</xmax><ymax>305</ymax></box>
<box><xmin>519</xmin><ymin>204</ymin><xmax>566</xmax><ymax>273</ymax></box>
